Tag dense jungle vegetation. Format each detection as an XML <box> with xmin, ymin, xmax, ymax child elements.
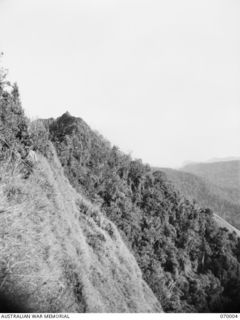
<box><xmin>46</xmin><ymin>112</ymin><xmax>240</xmax><ymax>312</ymax></box>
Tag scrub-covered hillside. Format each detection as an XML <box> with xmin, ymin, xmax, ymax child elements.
<box><xmin>48</xmin><ymin>112</ymin><xmax>240</xmax><ymax>312</ymax></box>
<box><xmin>0</xmin><ymin>73</ymin><xmax>161</xmax><ymax>312</ymax></box>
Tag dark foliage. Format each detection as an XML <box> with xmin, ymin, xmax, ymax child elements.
<box><xmin>0</xmin><ymin>69</ymin><xmax>49</xmax><ymax>179</ymax></box>
<box><xmin>48</xmin><ymin>112</ymin><xmax>240</xmax><ymax>312</ymax></box>
<box><xmin>0</xmin><ymin>82</ymin><xmax>31</xmax><ymax>157</ymax></box>
<box><xmin>0</xmin><ymin>69</ymin><xmax>50</xmax><ymax>173</ymax></box>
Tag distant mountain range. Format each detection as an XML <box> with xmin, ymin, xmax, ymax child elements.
<box><xmin>182</xmin><ymin>157</ymin><xmax>240</xmax><ymax>166</ymax></box>
<box><xmin>182</xmin><ymin>160</ymin><xmax>240</xmax><ymax>190</ymax></box>
<box><xmin>161</xmin><ymin>160</ymin><xmax>240</xmax><ymax>230</ymax></box>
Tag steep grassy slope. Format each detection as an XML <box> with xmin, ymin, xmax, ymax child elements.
<box><xmin>0</xmin><ymin>146</ymin><xmax>161</xmax><ymax>312</ymax></box>
<box><xmin>47</xmin><ymin>112</ymin><xmax>240</xmax><ymax>313</ymax></box>
<box><xmin>161</xmin><ymin>168</ymin><xmax>240</xmax><ymax>230</ymax></box>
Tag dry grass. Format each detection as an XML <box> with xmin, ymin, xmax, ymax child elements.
<box><xmin>0</xmin><ymin>144</ymin><xmax>162</xmax><ymax>312</ymax></box>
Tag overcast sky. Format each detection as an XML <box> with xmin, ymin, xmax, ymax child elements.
<box><xmin>0</xmin><ymin>0</ymin><xmax>239</xmax><ymax>167</ymax></box>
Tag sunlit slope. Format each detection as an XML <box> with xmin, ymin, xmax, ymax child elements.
<box><xmin>0</xmin><ymin>146</ymin><xmax>162</xmax><ymax>312</ymax></box>
<box><xmin>213</xmin><ymin>214</ymin><xmax>240</xmax><ymax>237</ymax></box>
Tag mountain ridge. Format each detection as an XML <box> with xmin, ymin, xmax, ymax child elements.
<box><xmin>46</xmin><ymin>111</ymin><xmax>240</xmax><ymax>312</ymax></box>
<box><xmin>0</xmin><ymin>81</ymin><xmax>162</xmax><ymax>312</ymax></box>
<box><xmin>1</xmin><ymin>66</ymin><xmax>240</xmax><ymax>312</ymax></box>
<box><xmin>0</xmin><ymin>141</ymin><xmax>162</xmax><ymax>313</ymax></box>
<box><xmin>182</xmin><ymin>160</ymin><xmax>240</xmax><ymax>191</ymax></box>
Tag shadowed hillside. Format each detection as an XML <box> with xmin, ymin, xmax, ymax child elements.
<box><xmin>47</xmin><ymin>112</ymin><xmax>240</xmax><ymax>313</ymax></box>
<box><xmin>161</xmin><ymin>168</ymin><xmax>240</xmax><ymax>230</ymax></box>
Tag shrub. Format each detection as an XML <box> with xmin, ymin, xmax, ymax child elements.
<box><xmin>28</xmin><ymin>120</ymin><xmax>49</xmax><ymax>155</ymax></box>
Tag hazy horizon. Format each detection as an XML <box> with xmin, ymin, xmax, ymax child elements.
<box><xmin>0</xmin><ymin>0</ymin><xmax>239</xmax><ymax>168</ymax></box>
